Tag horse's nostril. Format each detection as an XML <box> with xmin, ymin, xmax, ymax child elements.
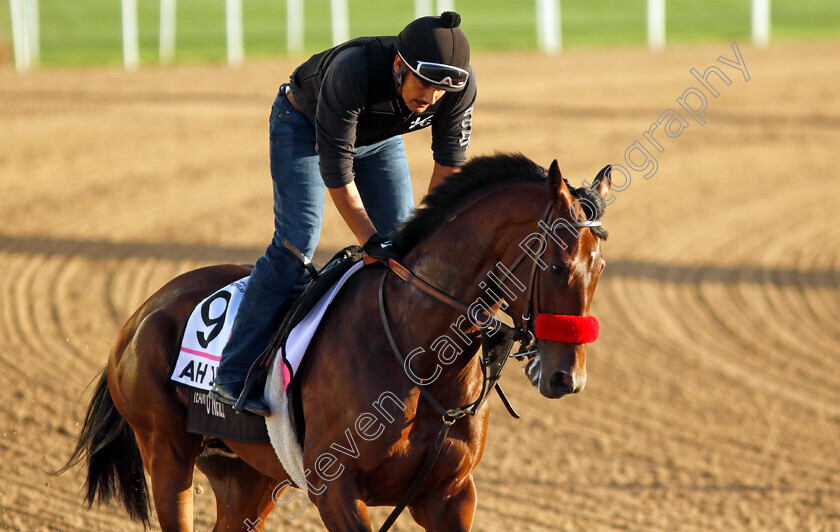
<box><xmin>549</xmin><ymin>371</ymin><xmax>572</xmax><ymax>392</ymax></box>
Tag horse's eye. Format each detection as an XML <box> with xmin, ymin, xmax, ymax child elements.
<box><xmin>550</xmin><ymin>264</ymin><xmax>569</xmax><ymax>278</ymax></box>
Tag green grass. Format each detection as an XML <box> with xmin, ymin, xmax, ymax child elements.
<box><xmin>773</xmin><ymin>0</ymin><xmax>840</xmax><ymax>40</ymax></box>
<box><xmin>0</xmin><ymin>0</ymin><xmax>838</xmax><ymax>67</ymax></box>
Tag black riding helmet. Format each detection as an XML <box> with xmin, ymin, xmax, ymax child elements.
<box><xmin>394</xmin><ymin>11</ymin><xmax>470</xmax><ymax>92</ymax></box>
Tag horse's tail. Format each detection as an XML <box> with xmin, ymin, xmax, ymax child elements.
<box><xmin>56</xmin><ymin>370</ymin><xmax>151</xmax><ymax>527</ymax></box>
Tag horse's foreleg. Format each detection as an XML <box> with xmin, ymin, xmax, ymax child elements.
<box><xmin>409</xmin><ymin>475</ymin><xmax>478</xmax><ymax>532</ymax></box>
<box><xmin>195</xmin><ymin>448</ymin><xmax>278</xmax><ymax>531</ymax></box>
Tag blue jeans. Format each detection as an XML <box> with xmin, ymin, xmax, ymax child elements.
<box><xmin>216</xmin><ymin>85</ymin><xmax>414</xmax><ymax>388</ymax></box>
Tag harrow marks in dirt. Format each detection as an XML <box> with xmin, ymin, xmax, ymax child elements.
<box><xmin>1</xmin><ymin>44</ymin><xmax>838</xmax><ymax>530</ymax></box>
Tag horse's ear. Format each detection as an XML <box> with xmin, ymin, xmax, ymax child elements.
<box><xmin>591</xmin><ymin>164</ymin><xmax>612</xmax><ymax>199</ymax></box>
<box><xmin>547</xmin><ymin>160</ymin><xmax>574</xmax><ymax>209</ymax></box>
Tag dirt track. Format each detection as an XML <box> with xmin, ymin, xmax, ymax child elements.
<box><xmin>1</xmin><ymin>41</ymin><xmax>839</xmax><ymax>531</ymax></box>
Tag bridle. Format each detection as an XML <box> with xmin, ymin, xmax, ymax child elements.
<box><xmin>377</xmin><ymin>200</ymin><xmax>603</xmax><ymax>531</ymax></box>
<box><xmin>380</xmin><ymin>203</ymin><xmax>602</xmax><ymax>396</ymax></box>
<box><xmin>500</xmin><ymin>202</ymin><xmax>602</xmax><ymax>353</ymax></box>
<box><xmin>379</xmin><ymin>200</ymin><xmax>604</xmax><ymax>412</ymax></box>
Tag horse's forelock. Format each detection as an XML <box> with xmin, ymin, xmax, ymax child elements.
<box><xmin>568</xmin><ymin>183</ymin><xmax>609</xmax><ymax>240</ymax></box>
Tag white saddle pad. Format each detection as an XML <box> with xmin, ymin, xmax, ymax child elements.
<box><xmin>279</xmin><ymin>261</ymin><xmax>364</xmax><ymax>389</ymax></box>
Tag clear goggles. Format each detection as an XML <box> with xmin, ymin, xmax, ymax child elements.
<box><xmin>398</xmin><ymin>51</ymin><xmax>469</xmax><ymax>91</ymax></box>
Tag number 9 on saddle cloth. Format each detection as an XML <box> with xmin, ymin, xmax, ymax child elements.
<box><xmin>170</xmin><ymin>243</ymin><xmax>364</xmax><ymax>432</ymax></box>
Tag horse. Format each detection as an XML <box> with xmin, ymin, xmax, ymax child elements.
<box><xmin>61</xmin><ymin>153</ymin><xmax>612</xmax><ymax>531</ymax></box>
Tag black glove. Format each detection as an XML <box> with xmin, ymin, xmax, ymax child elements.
<box><xmin>363</xmin><ymin>233</ymin><xmax>400</xmax><ymax>261</ymax></box>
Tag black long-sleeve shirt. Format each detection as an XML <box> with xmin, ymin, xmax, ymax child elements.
<box><xmin>289</xmin><ymin>37</ymin><xmax>476</xmax><ymax>189</ymax></box>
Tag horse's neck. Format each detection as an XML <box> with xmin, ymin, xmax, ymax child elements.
<box><xmin>389</xmin><ymin>186</ymin><xmax>544</xmax><ymax>401</ymax></box>
<box><xmin>406</xmin><ymin>184</ymin><xmax>544</xmax><ymax>303</ymax></box>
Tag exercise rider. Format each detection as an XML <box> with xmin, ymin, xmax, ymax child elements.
<box><xmin>210</xmin><ymin>12</ymin><xmax>476</xmax><ymax>415</ymax></box>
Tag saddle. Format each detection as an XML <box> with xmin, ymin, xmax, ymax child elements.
<box><xmin>280</xmin><ymin>243</ymin><xmax>365</xmax><ymax>339</ymax></box>
<box><xmin>235</xmin><ymin>243</ymin><xmax>364</xmax><ymax>417</ymax></box>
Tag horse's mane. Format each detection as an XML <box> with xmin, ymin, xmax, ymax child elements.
<box><xmin>391</xmin><ymin>153</ymin><xmax>546</xmax><ymax>254</ymax></box>
<box><xmin>391</xmin><ymin>152</ymin><xmax>607</xmax><ymax>253</ymax></box>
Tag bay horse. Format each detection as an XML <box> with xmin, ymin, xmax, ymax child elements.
<box><xmin>61</xmin><ymin>153</ymin><xmax>611</xmax><ymax>531</ymax></box>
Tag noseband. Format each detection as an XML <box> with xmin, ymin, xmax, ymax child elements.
<box><xmin>535</xmin><ymin>314</ymin><xmax>599</xmax><ymax>344</ymax></box>
<box><xmin>380</xmin><ymin>202</ymin><xmax>601</xmax><ymax>396</ymax></box>
<box><xmin>493</xmin><ymin>203</ymin><xmax>600</xmax><ymax>350</ymax></box>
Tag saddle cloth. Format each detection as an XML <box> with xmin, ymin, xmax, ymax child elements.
<box><xmin>171</xmin><ymin>260</ymin><xmax>364</xmax><ymax>392</ymax></box>
<box><xmin>169</xmin><ymin>256</ymin><xmax>363</xmax><ymax>442</ymax></box>
<box><xmin>171</xmin><ymin>277</ymin><xmax>249</xmax><ymax>391</ymax></box>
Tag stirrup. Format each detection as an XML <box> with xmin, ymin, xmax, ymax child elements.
<box><xmin>235</xmin><ymin>367</ymin><xmax>268</xmax><ymax>414</ymax></box>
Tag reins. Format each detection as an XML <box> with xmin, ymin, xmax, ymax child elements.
<box><xmin>376</xmin><ymin>272</ymin><xmax>460</xmax><ymax>532</ymax></box>
<box><xmin>376</xmin><ymin>204</ymin><xmax>553</xmax><ymax>531</ymax></box>
<box><xmin>377</xmin><ymin>271</ymin><xmax>498</xmax><ymax>532</ymax></box>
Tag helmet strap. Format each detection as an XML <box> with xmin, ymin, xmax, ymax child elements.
<box><xmin>392</xmin><ymin>57</ymin><xmax>409</xmax><ymax>90</ymax></box>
